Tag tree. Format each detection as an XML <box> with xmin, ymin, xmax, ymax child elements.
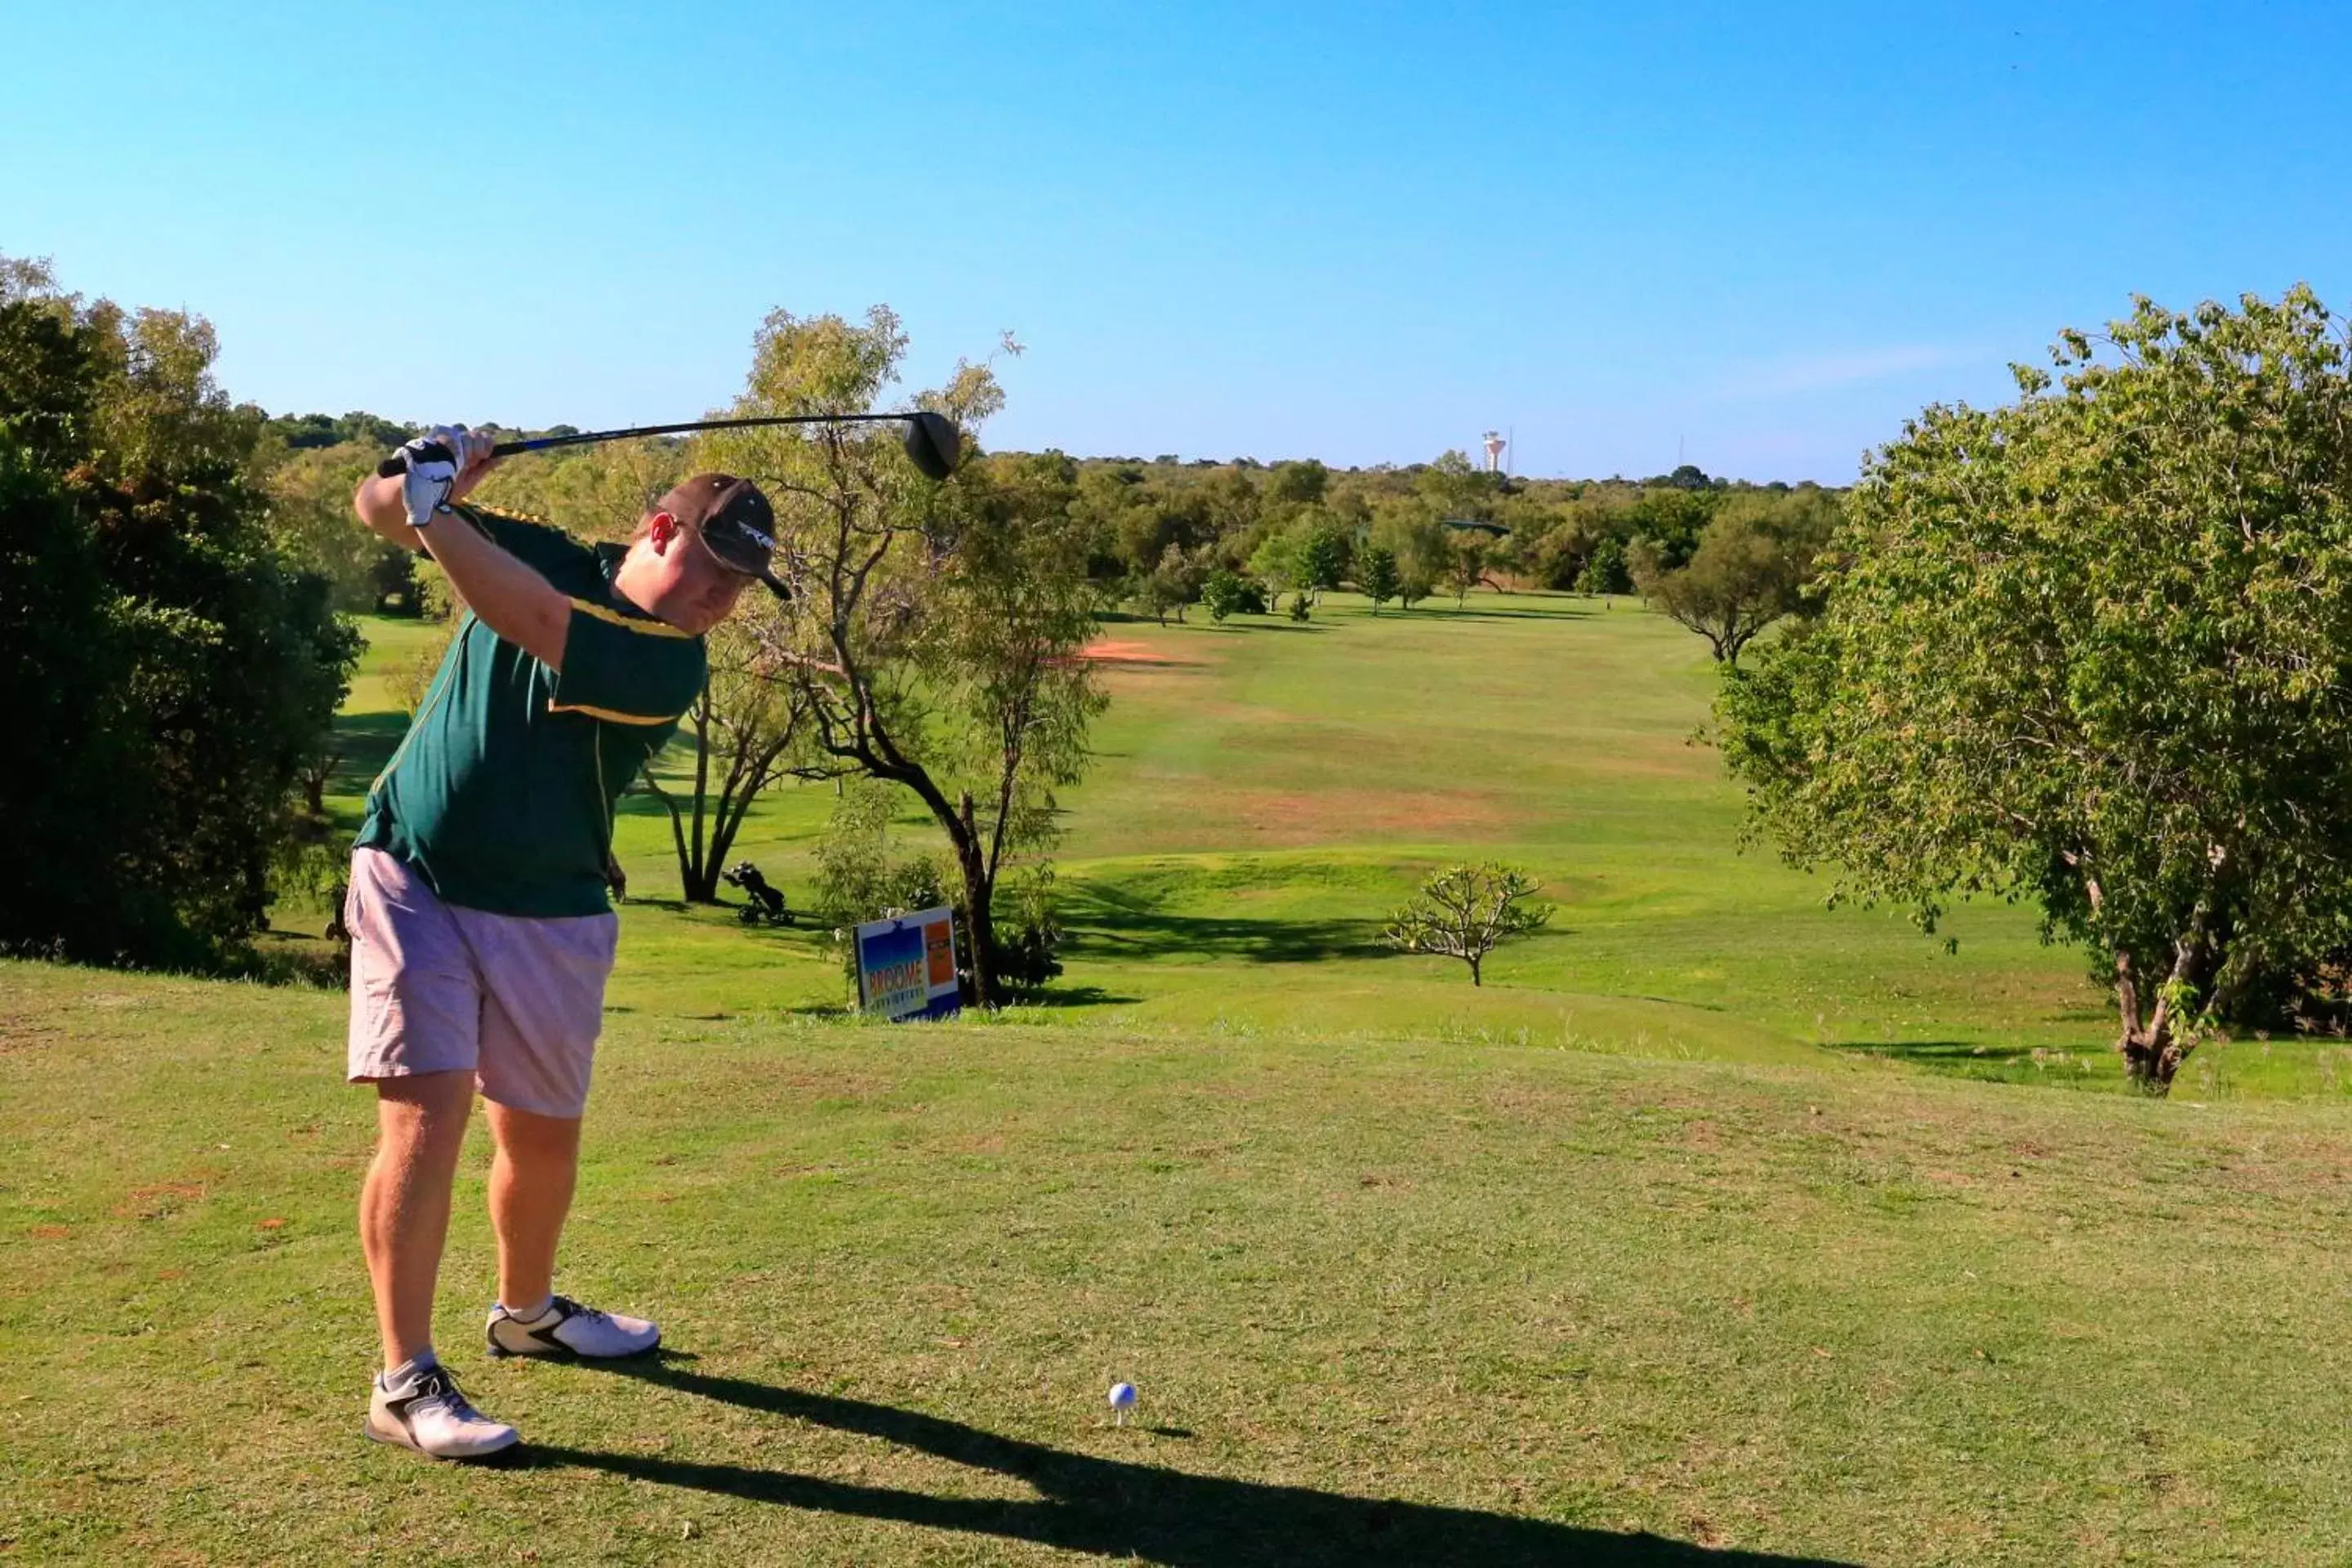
<box><xmin>1247</xmin><ymin>528</ymin><xmax>1305</xmax><ymax>612</ymax></box>
<box><xmin>1265</xmin><ymin>458</ymin><xmax>1329</xmax><ymax>507</ymax></box>
<box><xmin>0</xmin><ymin>262</ymin><xmax>357</xmax><ymax>969</ymax></box>
<box><xmin>1138</xmin><ymin>542</ymin><xmax>1206</xmax><ymax>624</ymax></box>
<box><xmin>1371</xmin><ymin>506</ymin><xmax>1446</xmax><ymax>609</ymax></box>
<box><xmin>1299</xmin><ymin>514</ymin><xmax>1352</xmax><ymax>598</ymax></box>
<box><xmin>261</xmin><ymin>439</ymin><xmax>416</xmax><ymax>612</ymax></box>
<box><xmin>1200</xmin><ymin>565</ymin><xmax>1263</xmax><ymax>621</ymax></box>
<box><xmin>1416</xmin><ymin>448</ymin><xmax>1496</xmax><ymax>524</ymax></box>
<box><xmin>1575</xmin><ymin>535</ymin><xmax>1630</xmax><ymax>595</ymax></box>
<box><xmin>710</xmin><ymin>307</ymin><xmax>1105</xmax><ymax>1006</ymax></box>
<box><xmin>1360</xmin><ymin>544</ymin><xmax>1400</xmax><ymax>613</ymax></box>
<box><xmin>474</xmin><ymin>435</ymin><xmax>682</xmax><ymax>542</ymax></box>
<box><xmin>1383</xmin><ymin>862</ymin><xmax>1553</xmax><ymax>986</ymax></box>
<box><xmin>1443</xmin><ymin>528</ymin><xmax>1492</xmax><ymax>606</ymax></box>
<box><xmin>1629</xmin><ymin>490</ymin><xmax>1836</xmax><ymax>664</ymax></box>
<box><xmin>1719</xmin><ymin>288</ymin><xmax>2352</xmax><ymax>1090</ymax></box>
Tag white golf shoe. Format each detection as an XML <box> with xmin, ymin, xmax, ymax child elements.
<box><xmin>485</xmin><ymin>1294</ymin><xmax>661</xmax><ymax>1360</ymax></box>
<box><xmin>365</xmin><ymin>1359</ymin><xmax>520</xmax><ymax>1460</ymax></box>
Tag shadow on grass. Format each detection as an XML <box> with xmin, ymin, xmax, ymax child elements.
<box><xmin>1062</xmin><ymin>884</ymin><xmax>1395</xmax><ymax>966</ymax></box>
<box><xmin>1389</xmin><ymin>601</ymin><xmax>1597</xmax><ymax>623</ymax></box>
<box><xmin>1835</xmin><ymin>1040</ymin><xmax>2024</xmax><ymax>1067</ymax></box>
<box><xmin>1014</xmin><ymin>985</ymin><xmax>1145</xmax><ymax>1009</ymax></box>
<box><xmin>530</xmin><ymin>1358</ymin><xmax>1853</xmax><ymax>1566</ymax></box>
<box><xmin>1067</xmin><ymin>914</ymin><xmax>1394</xmax><ymax>966</ymax></box>
<box><xmin>1832</xmin><ymin>1040</ymin><xmax>2123</xmax><ymax>1094</ymax></box>
<box><xmin>329</xmin><ymin>710</ymin><xmax>411</xmax><ymax>795</ymax></box>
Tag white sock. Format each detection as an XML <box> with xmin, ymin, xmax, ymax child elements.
<box><xmin>503</xmin><ymin>1295</ymin><xmax>556</xmax><ymax>1322</ymax></box>
<box><xmin>381</xmin><ymin>1350</ymin><xmax>439</xmax><ymax>1389</ymax></box>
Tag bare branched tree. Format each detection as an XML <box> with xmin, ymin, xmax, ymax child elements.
<box><xmin>1384</xmin><ymin>862</ymin><xmax>1553</xmax><ymax>987</ymax></box>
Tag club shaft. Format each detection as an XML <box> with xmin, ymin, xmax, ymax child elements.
<box><xmin>488</xmin><ymin>412</ymin><xmax>920</xmax><ymax>459</ymax></box>
<box><xmin>373</xmin><ymin>412</ymin><xmax>921</xmax><ymax>477</ymax></box>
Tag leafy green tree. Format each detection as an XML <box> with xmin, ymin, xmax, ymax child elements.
<box><xmin>0</xmin><ymin>264</ymin><xmax>357</xmax><ymax>969</ymax></box>
<box><xmin>1629</xmin><ymin>490</ymin><xmax>1836</xmax><ymax>664</ymax></box>
<box><xmin>1416</xmin><ymin>448</ymin><xmax>1495</xmax><ymax>524</ymax></box>
<box><xmin>1383</xmin><ymin>862</ymin><xmax>1552</xmax><ymax>986</ymax></box>
<box><xmin>1138</xmin><ymin>542</ymin><xmax>1206</xmax><ymax>623</ymax></box>
<box><xmin>474</xmin><ymin>435</ymin><xmax>681</xmax><ymax>542</ymax></box>
<box><xmin>1371</xmin><ymin>506</ymin><xmax>1446</xmax><ymax>609</ymax></box>
<box><xmin>1626</xmin><ymin>487</ymin><xmax>1716</xmax><ymax>568</ymax></box>
<box><xmin>707</xmin><ymin>308</ymin><xmax>1104</xmax><ymax>1005</ymax></box>
<box><xmin>1265</xmin><ymin>458</ymin><xmax>1329</xmax><ymax>506</ymax></box>
<box><xmin>1444</xmin><ymin>528</ymin><xmax>1493</xmax><ymax>606</ymax></box>
<box><xmin>1247</xmin><ymin>528</ymin><xmax>1306</xmax><ymax>612</ymax></box>
<box><xmin>1300</xmin><ymin>514</ymin><xmax>1352</xmax><ymax>598</ymax></box>
<box><xmin>262</xmin><ymin>440</ymin><xmax>416</xmax><ymax>611</ymax></box>
<box><xmin>1575</xmin><ymin>536</ymin><xmax>1630</xmax><ymax>595</ymax></box>
<box><xmin>1200</xmin><ymin>565</ymin><xmax>1263</xmax><ymax>621</ymax></box>
<box><xmin>1720</xmin><ymin>288</ymin><xmax>2352</xmax><ymax>1090</ymax></box>
<box><xmin>1360</xmin><ymin>544</ymin><xmax>1401</xmax><ymax>613</ymax></box>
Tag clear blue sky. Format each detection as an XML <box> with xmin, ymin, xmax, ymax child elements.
<box><xmin>7</xmin><ymin>2</ymin><xmax>2345</xmax><ymax>482</ymax></box>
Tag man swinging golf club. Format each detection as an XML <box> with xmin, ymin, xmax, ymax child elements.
<box><xmin>345</xmin><ymin>426</ymin><xmax>785</xmax><ymax>1459</ymax></box>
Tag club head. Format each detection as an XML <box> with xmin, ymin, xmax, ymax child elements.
<box><xmin>901</xmin><ymin>412</ymin><xmax>960</xmax><ymax>482</ymax></box>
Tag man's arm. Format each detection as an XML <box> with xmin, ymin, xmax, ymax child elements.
<box><xmin>353</xmin><ymin>429</ymin><xmax>571</xmax><ymax>669</ymax></box>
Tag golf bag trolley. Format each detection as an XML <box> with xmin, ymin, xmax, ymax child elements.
<box><xmin>723</xmin><ymin>861</ymin><xmax>792</xmax><ymax>927</ymax></box>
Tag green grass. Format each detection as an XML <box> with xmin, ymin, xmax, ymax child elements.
<box><xmin>14</xmin><ymin>591</ymin><xmax>2352</xmax><ymax>1562</ymax></box>
<box><xmin>10</xmin><ymin>962</ymin><xmax>2352</xmax><ymax>1564</ymax></box>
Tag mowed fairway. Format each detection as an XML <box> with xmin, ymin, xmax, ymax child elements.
<box><xmin>10</xmin><ymin>593</ymin><xmax>2352</xmax><ymax>1563</ymax></box>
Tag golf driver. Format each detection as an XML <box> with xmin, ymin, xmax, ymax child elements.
<box><xmin>374</xmin><ymin>410</ymin><xmax>961</xmax><ymax>482</ymax></box>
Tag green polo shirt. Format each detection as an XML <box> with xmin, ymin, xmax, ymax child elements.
<box><xmin>355</xmin><ymin>504</ymin><xmax>707</xmax><ymax>917</ymax></box>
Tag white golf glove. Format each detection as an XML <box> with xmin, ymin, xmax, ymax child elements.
<box><xmin>386</xmin><ymin>425</ymin><xmax>483</xmax><ymax>530</ymax></box>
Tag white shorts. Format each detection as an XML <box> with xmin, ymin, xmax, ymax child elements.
<box><xmin>344</xmin><ymin>849</ymin><xmax>619</xmax><ymax>1118</ymax></box>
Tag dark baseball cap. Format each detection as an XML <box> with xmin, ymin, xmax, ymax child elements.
<box><xmin>656</xmin><ymin>473</ymin><xmax>786</xmax><ymax>599</ymax></box>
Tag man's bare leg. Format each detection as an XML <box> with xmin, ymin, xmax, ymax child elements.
<box><xmin>359</xmin><ymin>1071</ymin><xmax>476</xmax><ymax>1370</ymax></box>
<box><xmin>484</xmin><ymin>1100</ymin><xmax>581</xmax><ymax>1312</ymax></box>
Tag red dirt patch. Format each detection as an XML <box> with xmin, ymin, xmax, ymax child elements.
<box><xmin>1079</xmin><ymin>639</ymin><xmax>1198</xmax><ymax>666</ymax></box>
<box><xmin>28</xmin><ymin>1224</ymin><xmax>71</xmax><ymax>1240</ymax></box>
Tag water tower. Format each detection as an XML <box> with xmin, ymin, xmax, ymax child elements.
<box><xmin>1481</xmin><ymin>430</ymin><xmax>1507</xmax><ymax>474</ymax></box>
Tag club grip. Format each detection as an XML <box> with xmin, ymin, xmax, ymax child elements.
<box><xmin>375</xmin><ymin>455</ymin><xmax>407</xmax><ymax>479</ymax></box>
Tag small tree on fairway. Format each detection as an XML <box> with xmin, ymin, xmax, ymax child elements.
<box><xmin>1247</xmin><ymin>529</ymin><xmax>1305</xmax><ymax>613</ymax></box>
<box><xmin>1575</xmin><ymin>536</ymin><xmax>1630</xmax><ymax>596</ymax></box>
<box><xmin>1140</xmin><ymin>542</ymin><xmax>1205</xmax><ymax>624</ymax></box>
<box><xmin>1201</xmin><ymin>565</ymin><xmax>1262</xmax><ymax>621</ymax></box>
<box><xmin>1384</xmin><ymin>862</ymin><xmax>1552</xmax><ymax>986</ymax></box>
<box><xmin>1720</xmin><ymin>288</ymin><xmax>2352</xmax><ymax>1091</ymax></box>
<box><xmin>1360</xmin><ymin>544</ymin><xmax>1400</xmax><ymax>613</ymax></box>
<box><xmin>1445</xmin><ymin>530</ymin><xmax>1491</xmax><ymax>606</ymax></box>
<box><xmin>1300</xmin><ymin>515</ymin><xmax>1351</xmax><ymax>599</ymax></box>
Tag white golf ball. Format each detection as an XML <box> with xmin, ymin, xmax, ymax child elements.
<box><xmin>1108</xmin><ymin>1382</ymin><xmax>1138</xmax><ymax>1410</ymax></box>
